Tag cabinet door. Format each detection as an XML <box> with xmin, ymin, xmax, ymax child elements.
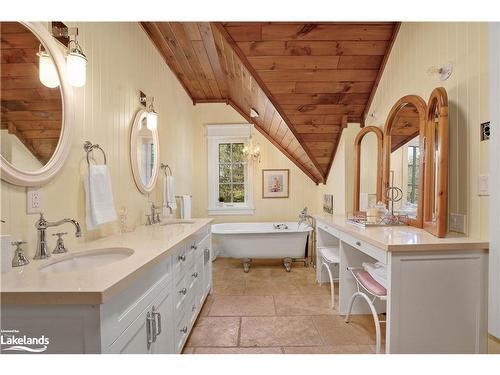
<box><xmin>106</xmin><ymin>308</ymin><xmax>154</xmax><ymax>354</ymax></box>
<box><xmin>150</xmin><ymin>286</ymin><xmax>174</xmax><ymax>354</ymax></box>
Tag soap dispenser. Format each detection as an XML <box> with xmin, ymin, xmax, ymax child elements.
<box><xmin>11</xmin><ymin>241</ymin><xmax>30</xmax><ymax>267</ymax></box>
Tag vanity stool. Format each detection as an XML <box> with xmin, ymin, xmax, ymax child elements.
<box><xmin>345</xmin><ymin>267</ymin><xmax>387</xmax><ymax>354</ymax></box>
<box><xmin>318</xmin><ymin>246</ymin><xmax>340</xmax><ymax>309</ymax></box>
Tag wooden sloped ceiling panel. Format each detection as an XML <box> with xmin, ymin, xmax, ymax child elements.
<box><xmin>141</xmin><ymin>22</ymin><xmax>325</xmax><ymax>183</ymax></box>
<box><xmin>219</xmin><ymin>22</ymin><xmax>400</xmax><ymax>178</ymax></box>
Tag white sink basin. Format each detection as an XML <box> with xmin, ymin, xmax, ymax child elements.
<box><xmin>39</xmin><ymin>247</ymin><xmax>134</xmax><ymax>273</ymax></box>
<box><xmin>160</xmin><ymin>219</ymin><xmax>195</xmax><ymax>226</ymax></box>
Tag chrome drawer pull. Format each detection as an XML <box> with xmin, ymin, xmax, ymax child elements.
<box><xmin>152</xmin><ymin>305</ymin><xmax>162</xmax><ymax>337</ymax></box>
<box><xmin>178</xmin><ymin>254</ymin><xmax>186</xmax><ymax>262</ymax></box>
<box><xmin>191</xmin><ymin>245</ymin><xmax>197</xmax><ymax>250</ymax></box>
<box><xmin>356</xmin><ymin>241</ymin><xmax>362</xmax><ymax>246</ymax></box>
<box><xmin>179</xmin><ymin>287</ymin><xmax>187</xmax><ymax>295</ymax></box>
<box><xmin>192</xmin><ymin>272</ymin><xmax>198</xmax><ymax>278</ymax></box>
<box><xmin>192</xmin><ymin>304</ymin><xmax>196</xmax><ymax>312</ymax></box>
<box><xmin>180</xmin><ymin>326</ymin><xmax>188</xmax><ymax>334</ymax></box>
<box><xmin>146</xmin><ymin>311</ymin><xmax>156</xmax><ymax>348</ymax></box>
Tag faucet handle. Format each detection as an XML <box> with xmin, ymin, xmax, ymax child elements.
<box><xmin>52</xmin><ymin>232</ymin><xmax>68</xmax><ymax>238</ymax></box>
<box><xmin>52</xmin><ymin>232</ymin><xmax>68</xmax><ymax>254</ymax></box>
<box><xmin>11</xmin><ymin>241</ymin><xmax>30</xmax><ymax>267</ymax></box>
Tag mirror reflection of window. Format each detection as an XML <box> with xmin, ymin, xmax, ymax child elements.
<box><xmin>137</xmin><ymin>118</ymin><xmax>155</xmax><ymax>186</ymax></box>
<box><xmin>359</xmin><ymin>132</ymin><xmax>378</xmax><ymax>210</ymax></box>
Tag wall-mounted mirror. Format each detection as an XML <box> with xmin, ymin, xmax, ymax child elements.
<box><xmin>382</xmin><ymin>95</ymin><xmax>427</xmax><ymax>228</ymax></box>
<box><xmin>130</xmin><ymin>109</ymin><xmax>159</xmax><ymax>194</ymax></box>
<box><xmin>424</xmin><ymin>87</ymin><xmax>449</xmax><ymax>237</ymax></box>
<box><xmin>0</xmin><ymin>22</ymin><xmax>74</xmax><ymax>186</ymax></box>
<box><xmin>353</xmin><ymin>126</ymin><xmax>383</xmax><ymax>212</ymax></box>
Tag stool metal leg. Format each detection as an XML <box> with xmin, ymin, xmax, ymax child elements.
<box><xmin>345</xmin><ymin>291</ymin><xmax>382</xmax><ymax>354</ymax></box>
<box><xmin>321</xmin><ymin>261</ymin><xmax>335</xmax><ymax>309</ymax></box>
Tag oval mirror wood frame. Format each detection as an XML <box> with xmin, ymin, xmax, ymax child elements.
<box><xmin>382</xmin><ymin>95</ymin><xmax>427</xmax><ymax>228</ymax></box>
<box><xmin>0</xmin><ymin>22</ymin><xmax>74</xmax><ymax>187</ymax></box>
<box><xmin>130</xmin><ymin>109</ymin><xmax>160</xmax><ymax>195</ymax></box>
<box><xmin>353</xmin><ymin>126</ymin><xmax>383</xmax><ymax>212</ymax></box>
<box><xmin>423</xmin><ymin>87</ymin><xmax>449</xmax><ymax>237</ymax></box>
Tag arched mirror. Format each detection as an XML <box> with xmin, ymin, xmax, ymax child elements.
<box><xmin>382</xmin><ymin>95</ymin><xmax>427</xmax><ymax>228</ymax></box>
<box><xmin>0</xmin><ymin>22</ymin><xmax>73</xmax><ymax>186</ymax></box>
<box><xmin>423</xmin><ymin>87</ymin><xmax>449</xmax><ymax>237</ymax></box>
<box><xmin>130</xmin><ymin>109</ymin><xmax>160</xmax><ymax>194</ymax></box>
<box><xmin>353</xmin><ymin>126</ymin><xmax>383</xmax><ymax>212</ymax></box>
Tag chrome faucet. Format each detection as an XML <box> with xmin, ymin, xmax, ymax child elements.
<box><xmin>298</xmin><ymin>207</ymin><xmax>313</xmax><ymax>228</ymax></box>
<box><xmin>34</xmin><ymin>213</ymin><xmax>82</xmax><ymax>259</ymax></box>
<box><xmin>146</xmin><ymin>203</ymin><xmax>162</xmax><ymax>225</ymax></box>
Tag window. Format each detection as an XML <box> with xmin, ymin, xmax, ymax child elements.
<box><xmin>406</xmin><ymin>145</ymin><xmax>420</xmax><ymax>204</ymax></box>
<box><xmin>207</xmin><ymin>124</ymin><xmax>254</xmax><ymax>215</ymax></box>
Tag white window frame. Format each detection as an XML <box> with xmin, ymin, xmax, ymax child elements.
<box><xmin>206</xmin><ymin>124</ymin><xmax>254</xmax><ymax>215</ymax></box>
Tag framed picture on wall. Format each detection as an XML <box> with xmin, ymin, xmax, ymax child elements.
<box><xmin>262</xmin><ymin>169</ymin><xmax>289</xmax><ymax>198</ymax></box>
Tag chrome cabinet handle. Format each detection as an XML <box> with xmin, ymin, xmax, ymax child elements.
<box><xmin>180</xmin><ymin>326</ymin><xmax>188</xmax><ymax>334</ymax></box>
<box><xmin>192</xmin><ymin>304</ymin><xmax>196</xmax><ymax>312</ymax></box>
<box><xmin>146</xmin><ymin>311</ymin><xmax>156</xmax><ymax>348</ymax></box>
<box><xmin>191</xmin><ymin>244</ymin><xmax>197</xmax><ymax>250</ymax></box>
<box><xmin>178</xmin><ymin>254</ymin><xmax>186</xmax><ymax>262</ymax></box>
<box><xmin>152</xmin><ymin>305</ymin><xmax>162</xmax><ymax>338</ymax></box>
<box><xmin>356</xmin><ymin>241</ymin><xmax>362</xmax><ymax>246</ymax></box>
<box><xmin>179</xmin><ymin>287</ymin><xmax>187</xmax><ymax>295</ymax></box>
<box><xmin>192</xmin><ymin>272</ymin><xmax>198</xmax><ymax>278</ymax></box>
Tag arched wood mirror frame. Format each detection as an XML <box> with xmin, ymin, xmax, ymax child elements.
<box><xmin>382</xmin><ymin>95</ymin><xmax>427</xmax><ymax>228</ymax></box>
<box><xmin>423</xmin><ymin>87</ymin><xmax>449</xmax><ymax>237</ymax></box>
<box><xmin>353</xmin><ymin>126</ymin><xmax>384</xmax><ymax>212</ymax></box>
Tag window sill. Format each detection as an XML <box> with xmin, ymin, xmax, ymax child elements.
<box><xmin>208</xmin><ymin>206</ymin><xmax>255</xmax><ymax>216</ymax></box>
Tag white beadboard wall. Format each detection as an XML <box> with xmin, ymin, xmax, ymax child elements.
<box><xmin>365</xmin><ymin>22</ymin><xmax>490</xmax><ymax>240</ymax></box>
<box><xmin>0</xmin><ymin>22</ymin><xmax>197</xmax><ymax>257</ymax></box>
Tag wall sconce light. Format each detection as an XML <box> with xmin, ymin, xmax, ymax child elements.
<box><xmin>139</xmin><ymin>91</ymin><xmax>158</xmax><ymax>131</ymax></box>
<box><xmin>37</xmin><ymin>45</ymin><xmax>60</xmax><ymax>88</ymax></box>
<box><xmin>66</xmin><ymin>36</ymin><xmax>87</xmax><ymax>87</ymax></box>
<box><xmin>427</xmin><ymin>62</ymin><xmax>453</xmax><ymax>81</ymax></box>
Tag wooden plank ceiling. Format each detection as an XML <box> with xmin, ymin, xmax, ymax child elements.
<box><xmin>141</xmin><ymin>22</ymin><xmax>399</xmax><ymax>183</ymax></box>
<box><xmin>1</xmin><ymin>22</ymin><xmax>62</xmax><ymax>165</ymax></box>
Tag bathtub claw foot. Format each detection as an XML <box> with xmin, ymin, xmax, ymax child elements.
<box><xmin>242</xmin><ymin>258</ymin><xmax>252</xmax><ymax>273</ymax></box>
<box><xmin>283</xmin><ymin>257</ymin><xmax>292</xmax><ymax>272</ymax></box>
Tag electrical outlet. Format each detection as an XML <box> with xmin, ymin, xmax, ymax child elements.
<box><xmin>449</xmin><ymin>213</ymin><xmax>467</xmax><ymax>234</ymax></box>
<box><xmin>478</xmin><ymin>175</ymin><xmax>489</xmax><ymax>196</ymax></box>
<box><xmin>26</xmin><ymin>187</ymin><xmax>42</xmax><ymax>214</ymax></box>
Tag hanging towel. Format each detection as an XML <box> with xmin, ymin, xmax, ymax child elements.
<box><xmin>163</xmin><ymin>175</ymin><xmax>177</xmax><ymax>216</ymax></box>
<box><xmin>84</xmin><ymin>165</ymin><xmax>117</xmax><ymax>230</ymax></box>
<box><xmin>362</xmin><ymin>261</ymin><xmax>388</xmax><ymax>289</ymax></box>
<box><xmin>180</xmin><ymin>195</ymin><xmax>192</xmax><ymax>220</ymax></box>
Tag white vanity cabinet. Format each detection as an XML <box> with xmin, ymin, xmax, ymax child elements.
<box><xmin>1</xmin><ymin>224</ymin><xmax>213</xmax><ymax>354</ymax></box>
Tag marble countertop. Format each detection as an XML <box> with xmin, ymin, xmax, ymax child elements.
<box><xmin>314</xmin><ymin>214</ymin><xmax>489</xmax><ymax>252</ymax></box>
<box><xmin>1</xmin><ymin>218</ymin><xmax>213</xmax><ymax>305</ymax></box>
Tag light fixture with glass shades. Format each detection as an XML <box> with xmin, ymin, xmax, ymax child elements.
<box><xmin>66</xmin><ymin>35</ymin><xmax>87</xmax><ymax>87</ymax></box>
<box><xmin>243</xmin><ymin>127</ymin><xmax>261</xmax><ymax>163</ymax></box>
<box><xmin>37</xmin><ymin>44</ymin><xmax>59</xmax><ymax>88</ymax></box>
<box><xmin>139</xmin><ymin>91</ymin><xmax>158</xmax><ymax>131</ymax></box>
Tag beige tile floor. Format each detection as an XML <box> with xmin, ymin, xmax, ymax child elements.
<box><xmin>184</xmin><ymin>258</ymin><xmax>382</xmax><ymax>354</ymax></box>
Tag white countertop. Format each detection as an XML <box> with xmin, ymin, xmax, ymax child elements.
<box><xmin>0</xmin><ymin>219</ymin><xmax>212</xmax><ymax>305</ymax></box>
<box><xmin>315</xmin><ymin>214</ymin><xmax>489</xmax><ymax>252</ymax></box>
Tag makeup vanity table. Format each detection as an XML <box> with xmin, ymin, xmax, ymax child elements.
<box><xmin>315</xmin><ymin>214</ymin><xmax>489</xmax><ymax>354</ymax></box>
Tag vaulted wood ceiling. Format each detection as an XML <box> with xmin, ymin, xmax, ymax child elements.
<box><xmin>1</xmin><ymin>22</ymin><xmax>62</xmax><ymax>165</ymax></box>
<box><xmin>141</xmin><ymin>22</ymin><xmax>400</xmax><ymax>184</ymax></box>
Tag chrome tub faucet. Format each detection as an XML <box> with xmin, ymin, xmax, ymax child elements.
<box><xmin>34</xmin><ymin>213</ymin><xmax>82</xmax><ymax>260</ymax></box>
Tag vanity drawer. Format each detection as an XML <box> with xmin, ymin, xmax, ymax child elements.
<box><xmin>340</xmin><ymin>233</ymin><xmax>387</xmax><ymax>264</ymax></box>
<box><xmin>173</xmin><ymin>243</ymin><xmax>190</xmax><ymax>284</ymax></box>
<box><xmin>174</xmin><ymin>275</ymin><xmax>188</xmax><ymax>313</ymax></box>
<box><xmin>100</xmin><ymin>257</ymin><xmax>171</xmax><ymax>349</ymax></box>
<box><xmin>175</xmin><ymin>313</ymin><xmax>189</xmax><ymax>353</ymax></box>
<box><xmin>317</xmin><ymin>221</ymin><xmax>340</xmax><ymax>238</ymax></box>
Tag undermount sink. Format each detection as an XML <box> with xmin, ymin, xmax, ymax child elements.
<box><xmin>39</xmin><ymin>247</ymin><xmax>134</xmax><ymax>273</ymax></box>
<box><xmin>160</xmin><ymin>219</ymin><xmax>195</xmax><ymax>226</ymax></box>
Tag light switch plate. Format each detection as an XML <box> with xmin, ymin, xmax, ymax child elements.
<box><xmin>449</xmin><ymin>213</ymin><xmax>467</xmax><ymax>234</ymax></box>
<box><xmin>478</xmin><ymin>175</ymin><xmax>489</xmax><ymax>196</ymax></box>
<box><xmin>26</xmin><ymin>187</ymin><xmax>42</xmax><ymax>214</ymax></box>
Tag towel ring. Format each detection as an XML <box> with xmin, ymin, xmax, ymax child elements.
<box><xmin>84</xmin><ymin>141</ymin><xmax>107</xmax><ymax>166</ymax></box>
<box><xmin>160</xmin><ymin>163</ymin><xmax>172</xmax><ymax>177</ymax></box>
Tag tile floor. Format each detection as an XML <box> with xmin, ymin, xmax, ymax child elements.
<box><xmin>183</xmin><ymin>258</ymin><xmax>382</xmax><ymax>354</ymax></box>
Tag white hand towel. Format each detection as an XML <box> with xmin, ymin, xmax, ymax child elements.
<box><xmin>84</xmin><ymin>165</ymin><xmax>117</xmax><ymax>230</ymax></box>
<box><xmin>163</xmin><ymin>176</ymin><xmax>177</xmax><ymax>216</ymax></box>
<box><xmin>180</xmin><ymin>195</ymin><xmax>191</xmax><ymax>220</ymax></box>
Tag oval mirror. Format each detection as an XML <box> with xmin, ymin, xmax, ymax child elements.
<box><xmin>130</xmin><ymin>109</ymin><xmax>160</xmax><ymax>194</ymax></box>
<box><xmin>0</xmin><ymin>22</ymin><xmax>73</xmax><ymax>186</ymax></box>
<box><xmin>382</xmin><ymin>95</ymin><xmax>427</xmax><ymax>228</ymax></box>
<box><xmin>353</xmin><ymin>126</ymin><xmax>383</xmax><ymax>213</ymax></box>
